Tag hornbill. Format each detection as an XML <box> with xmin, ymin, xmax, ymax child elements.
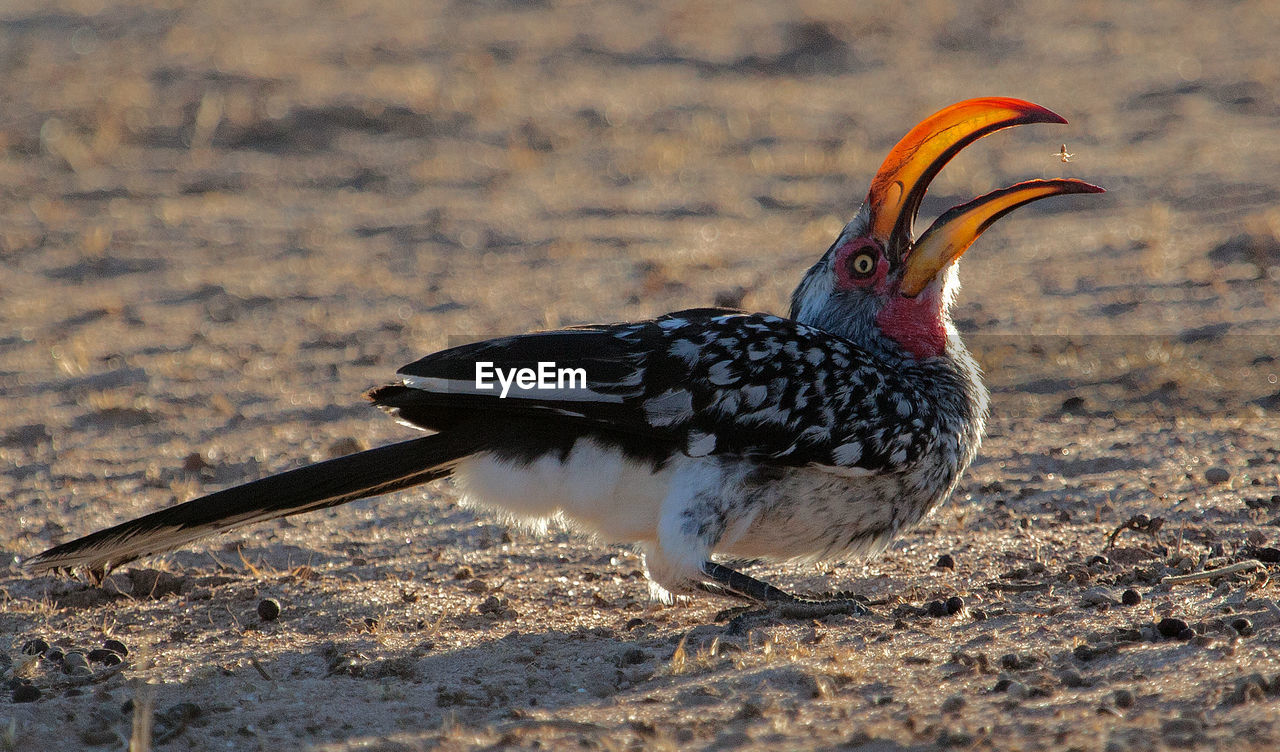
<box><xmin>26</xmin><ymin>98</ymin><xmax>1102</xmax><ymax>616</ymax></box>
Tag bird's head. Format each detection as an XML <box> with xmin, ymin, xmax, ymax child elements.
<box><xmin>790</xmin><ymin>98</ymin><xmax>1103</xmax><ymax>360</ymax></box>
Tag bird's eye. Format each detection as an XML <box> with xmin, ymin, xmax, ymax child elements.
<box><xmin>847</xmin><ymin>252</ymin><xmax>877</xmax><ymax>278</ymax></box>
<box><xmin>834</xmin><ymin>239</ymin><xmax>882</xmax><ymax>289</ymax></box>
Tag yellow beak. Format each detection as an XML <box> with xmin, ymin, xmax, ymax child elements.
<box><xmin>899</xmin><ymin>179</ymin><xmax>1104</xmax><ymax>296</ymax></box>
<box><xmin>864</xmin><ymin>97</ymin><xmax>1104</xmax><ymax>297</ymax></box>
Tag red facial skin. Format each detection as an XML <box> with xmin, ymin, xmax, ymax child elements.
<box><xmin>833</xmin><ymin>238</ymin><xmax>947</xmax><ymax>360</ymax></box>
<box><xmin>877</xmin><ymin>289</ymin><xmax>946</xmax><ymax>360</ymax></box>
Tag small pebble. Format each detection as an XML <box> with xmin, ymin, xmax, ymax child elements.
<box><xmin>940</xmin><ymin>694</ymin><xmax>966</xmax><ymax>714</ymax></box>
<box><xmin>1000</xmin><ymin>653</ymin><xmax>1022</xmax><ymax>670</ymax></box>
<box><xmin>12</xmin><ymin>684</ymin><xmax>40</xmax><ymax>703</ymax></box>
<box><xmin>1163</xmin><ymin>717</ymin><xmax>1203</xmax><ymax>740</ymax></box>
<box><xmin>1157</xmin><ymin>617</ymin><xmax>1189</xmax><ymax>638</ymax></box>
<box><xmin>1204</xmin><ymin>467</ymin><xmax>1230</xmax><ymax>484</ymax></box>
<box><xmin>1236</xmin><ymin>680</ymin><xmax>1266</xmax><ymax>705</ymax></box>
<box><xmin>43</xmin><ymin>647</ymin><xmax>65</xmax><ymax>664</ymax></box>
<box><xmin>181</xmin><ymin>452</ymin><xmax>209</xmax><ymax>472</ymax></box>
<box><xmin>1060</xmin><ymin>669</ymin><xmax>1088</xmax><ymax>688</ymax></box>
<box><xmin>1114</xmin><ymin>689</ymin><xmax>1136</xmax><ymax>708</ymax></box>
<box><xmin>87</xmin><ymin>649</ymin><xmax>123</xmax><ymax>665</ymax></box>
<box><xmin>1086</xmin><ymin>555</ymin><xmax>1110</xmax><ymax>567</ymax></box>
<box><xmin>945</xmin><ymin>596</ymin><xmax>965</xmax><ymax>615</ymax></box>
<box><xmin>1121</xmin><ymin>589</ymin><xmax>1142</xmax><ymax>606</ymax></box>
<box><xmin>63</xmin><ymin>652</ymin><xmax>92</xmax><ymax>675</ymax></box>
<box><xmin>970</xmin><ymin>608</ymin><xmax>987</xmax><ymax>621</ymax></box>
<box><xmin>1177</xmin><ymin>628</ymin><xmax>1197</xmax><ymax>641</ymax></box>
<box><xmin>1254</xmin><ymin>547</ymin><xmax>1280</xmax><ymax>564</ymax></box>
<box><xmin>21</xmin><ymin>638</ymin><xmax>49</xmax><ymax>656</ymax></box>
<box><xmin>453</xmin><ymin>566</ymin><xmax>473</xmax><ymax>580</ymax></box>
<box><xmin>935</xmin><ymin>554</ymin><xmax>956</xmax><ymax>570</ymax></box>
<box><xmin>1061</xmin><ymin>396</ymin><xmax>1086</xmax><ymax>413</ymax></box>
<box><xmin>102</xmin><ymin>639</ymin><xmax>129</xmax><ymax>657</ymax></box>
<box><xmin>465</xmin><ymin>579</ymin><xmax>488</xmax><ymax>594</ymax></box>
<box><xmin>79</xmin><ymin>728</ymin><xmax>117</xmax><ymax>745</ymax></box>
<box><xmin>938</xmin><ymin>728</ymin><xmax>974</xmax><ymax>747</ymax></box>
<box><xmin>1005</xmin><ymin>680</ymin><xmax>1030</xmax><ymax>700</ymax></box>
<box><xmin>257</xmin><ymin>599</ymin><xmax>281</xmax><ymax>622</ymax></box>
<box><xmin>160</xmin><ymin>702</ymin><xmax>203</xmax><ymax>726</ymax></box>
<box><xmin>926</xmin><ymin>600</ymin><xmax>949</xmax><ymax>617</ymax></box>
<box><xmin>625</xmin><ymin>618</ymin><xmax>645</xmax><ymax>630</ymax></box>
<box><xmin>477</xmin><ymin>596</ymin><xmax>508</xmax><ymax>616</ymax></box>
<box><xmin>1114</xmin><ymin>628</ymin><xmax>1143</xmax><ymax>643</ymax></box>
<box><xmin>1081</xmin><ymin>587</ymin><xmax>1116</xmax><ymax>606</ymax></box>
<box><xmin>1231</xmin><ymin>617</ymin><xmax>1254</xmax><ymax>637</ymax></box>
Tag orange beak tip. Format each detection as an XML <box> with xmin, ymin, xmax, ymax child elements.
<box><xmin>1053</xmin><ymin>180</ymin><xmax>1106</xmax><ymax>196</ymax></box>
<box><xmin>965</xmin><ymin>97</ymin><xmax>1066</xmax><ymax>126</ymax></box>
<box><xmin>1028</xmin><ymin>104</ymin><xmax>1067</xmax><ymax>126</ymax></box>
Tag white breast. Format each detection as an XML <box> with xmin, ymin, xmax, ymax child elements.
<box><xmin>451</xmin><ymin>439</ymin><xmax>673</xmax><ymax>544</ymax></box>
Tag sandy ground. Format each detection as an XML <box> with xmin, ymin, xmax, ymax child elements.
<box><xmin>3</xmin><ymin>0</ymin><xmax>1280</xmax><ymax>749</ymax></box>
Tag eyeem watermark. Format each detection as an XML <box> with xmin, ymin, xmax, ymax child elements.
<box><xmin>475</xmin><ymin>362</ymin><xmax>587</xmax><ymax>398</ymax></box>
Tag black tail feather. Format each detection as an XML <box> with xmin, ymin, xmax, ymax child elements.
<box><xmin>24</xmin><ymin>433</ymin><xmax>477</xmax><ymax>577</ymax></box>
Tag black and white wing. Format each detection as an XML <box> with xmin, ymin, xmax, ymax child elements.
<box><xmin>368</xmin><ymin>308</ymin><xmax>940</xmax><ymax>474</ymax></box>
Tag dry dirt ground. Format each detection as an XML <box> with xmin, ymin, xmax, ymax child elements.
<box><xmin>3</xmin><ymin>1</ymin><xmax>1280</xmax><ymax>750</ymax></box>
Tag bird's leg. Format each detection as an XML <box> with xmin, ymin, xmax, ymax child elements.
<box><xmin>700</xmin><ymin>561</ymin><xmax>795</xmax><ymax>602</ymax></box>
<box><xmin>658</xmin><ymin>478</ymin><xmax>864</xmax><ymax>617</ymax></box>
<box><xmin>690</xmin><ymin>579</ymin><xmax>749</xmax><ymax>601</ymax></box>
<box><xmin>700</xmin><ymin>561</ymin><xmax>867</xmax><ymax>618</ymax></box>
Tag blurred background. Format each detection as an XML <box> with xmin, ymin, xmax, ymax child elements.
<box><xmin>2</xmin><ymin>1</ymin><xmax>1277</xmax><ymax>332</ymax></box>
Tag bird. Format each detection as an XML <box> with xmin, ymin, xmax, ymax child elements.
<box><xmin>25</xmin><ymin>98</ymin><xmax>1102</xmax><ymax>617</ymax></box>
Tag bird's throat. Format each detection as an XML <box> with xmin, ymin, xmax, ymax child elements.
<box><xmin>876</xmin><ymin>291</ymin><xmax>947</xmax><ymax>359</ymax></box>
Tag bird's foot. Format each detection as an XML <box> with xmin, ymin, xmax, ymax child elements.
<box><xmin>771</xmin><ymin>596</ymin><xmax>868</xmax><ymax>619</ymax></box>
<box><xmin>700</xmin><ymin>561</ymin><xmax>869</xmax><ymax>621</ymax></box>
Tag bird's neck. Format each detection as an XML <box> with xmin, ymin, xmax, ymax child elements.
<box><xmin>875</xmin><ymin>289</ymin><xmax>948</xmax><ymax>359</ymax></box>
<box><xmin>794</xmin><ymin>279</ymin><xmax>988</xmax><ymax>467</ymax></box>
<box><xmin>926</xmin><ymin>332</ymin><xmax>990</xmax><ymax>480</ymax></box>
